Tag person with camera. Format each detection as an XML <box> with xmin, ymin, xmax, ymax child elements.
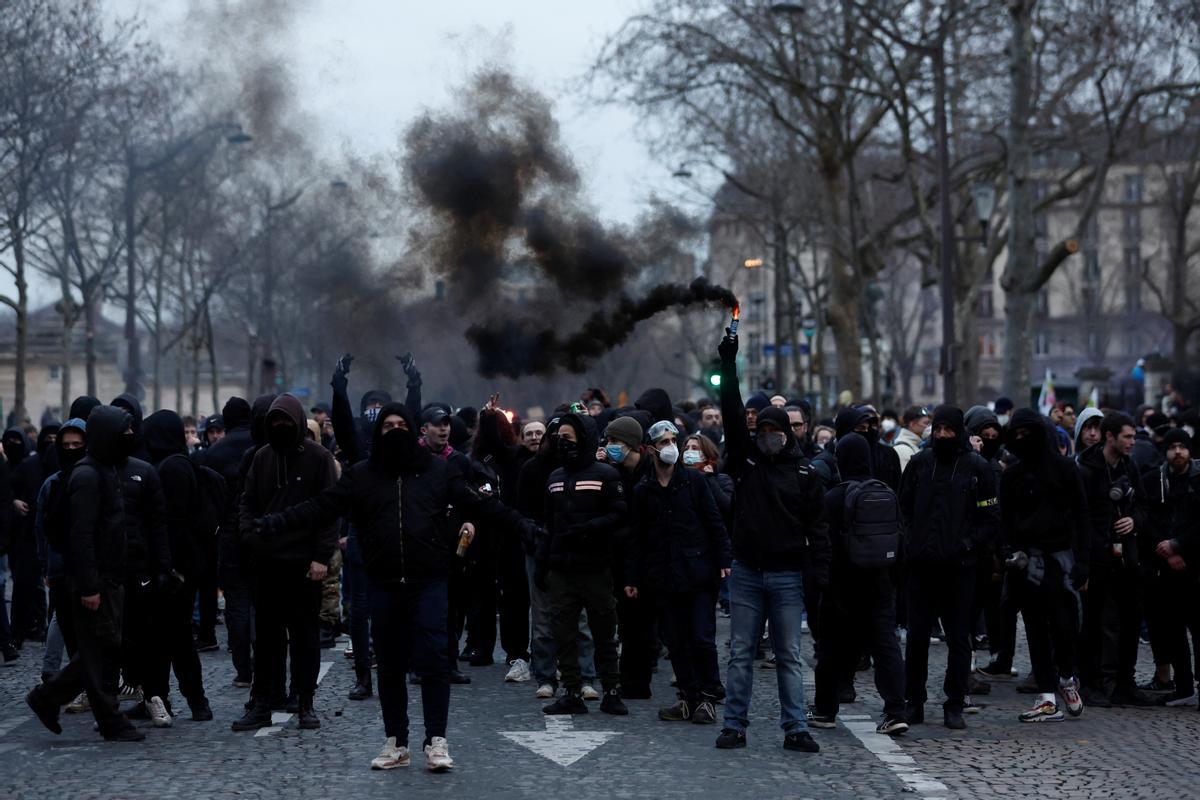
<box><xmin>1076</xmin><ymin>411</ymin><xmax>1153</xmax><ymax>707</ymax></box>
<box><xmin>1000</xmin><ymin>410</ymin><xmax>1090</xmax><ymax>722</ymax></box>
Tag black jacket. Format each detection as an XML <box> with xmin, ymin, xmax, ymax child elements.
<box><xmin>1076</xmin><ymin>442</ymin><xmax>1148</xmax><ymax>570</ymax></box>
<box><xmin>824</xmin><ymin>433</ymin><xmax>896</xmax><ymax>585</ymax></box>
<box><xmin>1145</xmin><ymin>459</ymin><xmax>1200</xmax><ymax>574</ymax></box>
<box><xmin>999</xmin><ymin>410</ymin><xmax>1089</xmax><ymax>583</ymax></box>
<box><xmin>627</xmin><ymin>464</ymin><xmax>730</xmax><ymax>591</ymax></box>
<box><xmin>275</xmin><ymin>403</ymin><xmax>530</xmax><ymax>587</ymax></box>
<box><xmin>539</xmin><ymin>413</ymin><xmax>627</xmax><ymax>574</ymax></box>
<box><xmin>116</xmin><ymin>455</ymin><xmax>171</xmax><ymax>580</ymax></box>
<box><xmin>239</xmin><ymin>394</ymin><xmax>339</xmax><ymax>566</ymax></box>
<box><xmin>144</xmin><ymin>410</ymin><xmax>205</xmax><ymax>579</ymax></box>
<box><xmin>111</xmin><ymin>393</ymin><xmax>152</xmax><ymax>463</ymax></box>
<box><xmin>66</xmin><ymin>406</ymin><xmax>130</xmax><ymax>596</ymax></box>
<box><xmin>899</xmin><ymin>422</ymin><xmax>999</xmax><ymax>566</ymax></box>
<box><xmin>719</xmin><ymin>358</ymin><xmax>831</xmax><ymax>579</ymax></box>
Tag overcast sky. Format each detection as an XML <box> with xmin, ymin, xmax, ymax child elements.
<box><xmin>9</xmin><ymin>1</ymin><xmax>677</xmax><ymax>305</ymax></box>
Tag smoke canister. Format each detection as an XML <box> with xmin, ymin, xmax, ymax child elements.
<box><xmin>730</xmin><ymin>305</ymin><xmax>740</xmax><ymax>338</ymax></box>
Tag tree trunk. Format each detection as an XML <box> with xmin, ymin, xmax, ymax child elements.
<box><xmin>1000</xmin><ymin>0</ymin><xmax>1037</xmax><ymax>402</ymax></box>
<box><xmin>174</xmin><ymin>339</ymin><xmax>184</xmax><ymax>414</ymax></box>
<box><xmin>819</xmin><ymin>163</ymin><xmax>863</xmax><ymax>399</ymax></box>
<box><xmin>123</xmin><ymin>155</ymin><xmax>141</xmax><ymax>397</ymax></box>
<box><xmin>59</xmin><ymin>278</ymin><xmax>75</xmax><ymax>419</ymax></box>
<box><xmin>206</xmin><ymin>306</ymin><xmax>220</xmax><ymax>414</ymax></box>
<box><xmin>190</xmin><ymin>339</ymin><xmax>201</xmax><ymax>420</ymax></box>
<box><xmin>84</xmin><ymin>297</ymin><xmax>97</xmax><ymax>396</ymax></box>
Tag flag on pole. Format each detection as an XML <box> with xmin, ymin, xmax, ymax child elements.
<box><xmin>1087</xmin><ymin>386</ymin><xmax>1100</xmax><ymax>409</ymax></box>
<box><xmin>1037</xmin><ymin>368</ymin><xmax>1056</xmax><ymax>416</ymax></box>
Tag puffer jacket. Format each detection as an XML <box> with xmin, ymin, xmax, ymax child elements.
<box><xmin>66</xmin><ymin>406</ymin><xmax>130</xmax><ymax>597</ymax></box>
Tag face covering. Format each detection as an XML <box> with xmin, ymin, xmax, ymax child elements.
<box><xmin>758</xmin><ymin>432</ymin><xmax>786</xmax><ymax>455</ymax></box>
<box><xmin>604</xmin><ymin>443</ymin><xmax>627</xmax><ymax>464</ymax></box>
<box><xmin>268</xmin><ymin>424</ymin><xmax>295</xmax><ymax>451</ymax></box>
<box><xmin>682</xmin><ymin>449</ymin><xmax>705</xmax><ymax>466</ymax></box>
<box><xmin>1007</xmin><ymin>432</ymin><xmax>1039</xmax><ymax>461</ymax></box>
<box><xmin>59</xmin><ymin>446</ymin><xmax>86</xmax><ymax>471</ymax></box>
<box><xmin>657</xmin><ymin>444</ymin><xmax>679</xmax><ymax>465</ymax></box>
<box><xmin>863</xmin><ymin>427</ymin><xmax>880</xmax><ymax>446</ymax></box>
<box><xmin>920</xmin><ymin>424</ymin><xmax>932</xmax><ymax>442</ymax></box>
<box><xmin>377</xmin><ymin>428</ymin><xmax>418</xmax><ymax>471</ymax></box>
<box><xmin>556</xmin><ymin>437</ymin><xmax>579</xmax><ymax>462</ymax></box>
<box><xmin>3</xmin><ymin>438</ymin><xmax>25</xmax><ymax>464</ymax></box>
<box><xmin>881</xmin><ymin>419</ymin><xmax>897</xmax><ymax>434</ymax></box>
<box><xmin>932</xmin><ymin>435</ymin><xmax>958</xmax><ymax>460</ymax></box>
<box><xmin>364</xmin><ymin>406</ymin><xmax>381</xmax><ymax>423</ymax></box>
<box><xmin>996</xmin><ymin>414</ymin><xmax>1010</xmax><ymax>427</ymax></box>
<box><xmin>980</xmin><ymin>438</ymin><xmax>1002</xmax><ymax>460</ymax></box>
<box><xmin>119</xmin><ymin>433</ymin><xmax>138</xmax><ymax>459</ymax></box>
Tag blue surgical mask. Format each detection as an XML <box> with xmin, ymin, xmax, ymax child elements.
<box><xmin>682</xmin><ymin>450</ymin><xmax>705</xmax><ymax>466</ymax></box>
<box><xmin>604</xmin><ymin>443</ymin><xmax>627</xmax><ymax>464</ymax></box>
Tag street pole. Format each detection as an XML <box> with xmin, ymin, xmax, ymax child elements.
<box><xmin>773</xmin><ymin>220</ymin><xmax>788</xmax><ymax>393</ymax></box>
<box><xmin>934</xmin><ymin>36</ymin><xmax>957</xmax><ymax>405</ymax></box>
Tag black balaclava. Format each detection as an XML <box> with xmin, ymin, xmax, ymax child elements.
<box><xmin>2</xmin><ymin>428</ymin><xmax>27</xmax><ymax>465</ymax></box>
<box><xmin>370</xmin><ymin>402</ymin><xmax>425</xmax><ymax>474</ymax></box>
<box><xmin>930</xmin><ymin>405</ymin><xmax>966</xmax><ymax>462</ymax></box>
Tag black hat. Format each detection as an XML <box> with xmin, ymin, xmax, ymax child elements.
<box><xmin>204</xmin><ymin>414</ymin><xmax>225</xmax><ymax>430</ymax></box>
<box><xmin>310</xmin><ymin>402</ymin><xmax>331</xmax><ymax>415</ymax></box>
<box><xmin>421</xmin><ymin>407</ymin><xmax>452</xmax><ymax>426</ymax></box>
<box><xmin>756</xmin><ymin>407</ymin><xmax>790</xmax><ymax>434</ymax></box>
<box><xmin>1162</xmin><ymin>428</ymin><xmax>1191</xmax><ymax>452</ymax></box>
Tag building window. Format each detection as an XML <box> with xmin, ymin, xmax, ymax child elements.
<box><xmin>1123</xmin><ymin>208</ymin><xmax>1140</xmax><ymax>241</ymax></box>
<box><xmin>922</xmin><ymin>372</ymin><xmax>936</xmax><ymax>393</ymax></box>
<box><xmin>49</xmin><ymin>365</ymin><xmax>61</xmax><ymax>380</ymax></box>
<box><xmin>1035</xmin><ymin>331</ymin><xmax>1051</xmax><ymax>356</ymax></box>
<box><xmin>1036</xmin><ymin>288</ymin><xmax>1050</xmax><ymax>316</ymax></box>
<box><xmin>979</xmin><ymin>334</ymin><xmax>996</xmax><ymax>357</ymax></box>
<box><xmin>748</xmin><ymin>333</ymin><xmax>762</xmax><ymax>366</ymax></box>
<box><xmin>1124</xmin><ymin>173</ymin><xmax>1143</xmax><ymax>204</ymax></box>
<box><xmin>1083</xmin><ymin>249</ymin><xmax>1101</xmax><ymax>282</ymax></box>
<box><xmin>977</xmin><ymin>289</ymin><xmax>993</xmax><ymax>319</ymax></box>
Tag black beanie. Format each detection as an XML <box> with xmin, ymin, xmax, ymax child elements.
<box><xmin>757</xmin><ymin>407</ymin><xmax>790</xmax><ymax>434</ymax></box>
<box><xmin>1162</xmin><ymin>428</ymin><xmax>1191</xmax><ymax>453</ymax></box>
<box><xmin>932</xmin><ymin>405</ymin><xmax>965</xmax><ymax>436</ymax></box>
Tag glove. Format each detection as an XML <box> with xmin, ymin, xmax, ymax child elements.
<box><xmin>254</xmin><ymin>513</ymin><xmax>286</xmax><ymax>539</ymax></box>
<box><xmin>331</xmin><ymin>353</ymin><xmax>354</xmax><ymax>393</ymax></box>
<box><xmin>717</xmin><ymin>328</ymin><xmax>738</xmax><ymax>364</ymax></box>
<box><xmin>397</xmin><ymin>352</ymin><xmax>422</xmax><ymax>388</ymax></box>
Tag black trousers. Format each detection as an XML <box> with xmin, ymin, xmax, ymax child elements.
<box><xmin>905</xmin><ymin>562</ymin><xmax>974</xmax><ymax>712</ymax></box>
<box><xmin>464</xmin><ymin>546</ymin><xmax>499</xmax><ymax>659</ymax></box>
<box><xmin>816</xmin><ymin>567</ymin><xmax>906</xmax><ymax>717</ymax></box>
<box><xmin>1155</xmin><ymin>572</ymin><xmax>1200</xmax><ymax>692</ymax></box>
<box><xmin>251</xmin><ymin>561</ymin><xmax>321</xmax><ymax>703</ymax></box>
<box><xmin>549</xmin><ymin>569</ymin><xmax>619</xmax><ymax>693</ymax></box>
<box><xmin>1080</xmin><ymin>564</ymin><xmax>1141</xmax><ymax>695</ymax></box>
<box><xmin>195</xmin><ymin>538</ymin><xmax>219</xmax><ymax>643</ymax></box>
<box><xmin>145</xmin><ymin>578</ymin><xmax>207</xmax><ymax>708</ymax></box>
<box><xmin>120</xmin><ymin>577</ymin><xmax>156</xmax><ymax>690</ymax></box>
<box><xmin>1008</xmin><ymin>558</ymin><xmax>1080</xmax><ymax>692</ymax></box>
<box><xmin>497</xmin><ymin>538</ymin><xmax>530</xmax><ymax>663</ymax></box>
<box><xmin>617</xmin><ymin>590</ymin><xmax>656</xmax><ymax>694</ymax></box>
<box><xmin>10</xmin><ymin>532</ymin><xmax>47</xmax><ymax>639</ymax></box>
<box><xmin>221</xmin><ymin>563</ymin><xmax>255</xmax><ymax>680</ymax></box>
<box><xmin>658</xmin><ymin>589</ymin><xmax>720</xmax><ymax>702</ymax></box>
<box><xmin>40</xmin><ymin>581</ymin><xmax>129</xmax><ymax>734</ymax></box>
<box><xmin>447</xmin><ymin>559</ymin><xmax>469</xmax><ymax>667</ymax></box>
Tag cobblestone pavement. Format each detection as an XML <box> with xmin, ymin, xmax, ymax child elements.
<box><xmin>0</xmin><ymin>614</ymin><xmax>1195</xmax><ymax>799</ymax></box>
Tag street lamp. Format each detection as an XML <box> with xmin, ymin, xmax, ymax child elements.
<box><xmin>970</xmin><ymin>181</ymin><xmax>996</xmax><ymax>244</ymax></box>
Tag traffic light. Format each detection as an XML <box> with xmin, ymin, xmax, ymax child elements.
<box><xmin>704</xmin><ymin>358</ymin><xmax>722</xmax><ymax>390</ymax></box>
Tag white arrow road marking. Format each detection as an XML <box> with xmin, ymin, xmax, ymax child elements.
<box><xmin>501</xmin><ymin>715</ymin><xmax>622</xmax><ymax>767</ymax></box>
<box><xmin>255</xmin><ymin>660</ymin><xmax>335</xmax><ymax>738</ymax></box>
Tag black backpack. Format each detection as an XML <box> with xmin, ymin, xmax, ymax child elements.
<box><xmin>166</xmin><ymin>454</ymin><xmax>228</xmax><ymax>541</ymax></box>
<box><xmin>842</xmin><ymin>478</ymin><xmax>901</xmax><ymax>568</ymax></box>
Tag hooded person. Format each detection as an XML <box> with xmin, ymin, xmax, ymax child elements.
<box><xmin>327</xmin><ymin>351</ymin><xmax>422</xmax><ymax>466</ymax></box>
<box><xmin>715</xmin><ymin>329</ymin><xmax>830</xmax><ymax>753</ymax></box>
<box><xmin>536</xmin><ymin>412</ymin><xmax>630</xmax><ymax>717</ymax></box>
<box><xmin>852</xmin><ymin>405</ymin><xmax>902</xmax><ymax>492</ymax></box>
<box><xmin>232</xmin><ymin>394</ymin><xmax>340</xmax><ymax>733</ymax></box>
<box><xmin>897</xmin><ymin>404</ymin><xmax>999</xmax><ymax>730</ymax></box>
<box><xmin>998</xmin><ymin>408</ymin><xmax>1090</xmax><ymax>722</ymax></box>
<box><xmin>3</xmin><ymin>426</ymin><xmax>29</xmax><ymax>468</ymax></box>
<box><xmin>965</xmin><ymin>405</ymin><xmax>1005</xmax><ymax>466</ymax></box>
<box><xmin>140</xmin><ymin>410</ymin><xmax>212</xmax><ymax>722</ymax></box>
<box><xmin>110</xmin><ymin>394</ymin><xmax>151</xmax><ymax>463</ymax></box>
<box><xmin>811</xmin><ymin>406</ymin><xmax>869</xmax><ymax>490</ymax></box>
<box><xmin>9</xmin><ymin>422</ymin><xmax>60</xmax><ymax>642</ymax></box>
<box><xmin>27</xmin><ymin>405</ymin><xmax>148</xmax><ymax>742</ymax></box>
<box><xmin>1073</xmin><ymin>407</ymin><xmax>1104</xmax><ymax>455</ymax></box>
<box><xmin>810</xmin><ymin>433</ymin><xmax>908</xmax><ymax>734</ymax></box>
<box><xmin>68</xmin><ymin>396</ymin><xmax>101</xmax><ymax>423</ymax></box>
<box><xmin>993</xmin><ymin>397</ymin><xmax>1015</xmax><ymax>429</ymax></box>
<box><xmin>635</xmin><ymin>388</ymin><xmax>674</xmax><ymax>425</ymax></box>
<box><xmin>252</xmin><ymin>401</ymin><xmax>538</xmax><ymax>771</ymax></box>
<box><xmin>743</xmin><ymin>392</ymin><xmax>771</xmax><ymax>434</ymax></box>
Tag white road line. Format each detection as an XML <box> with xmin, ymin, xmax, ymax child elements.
<box><xmin>0</xmin><ymin>716</ymin><xmax>29</xmax><ymax>737</ymax></box>
<box><xmin>255</xmin><ymin>660</ymin><xmax>335</xmax><ymax>738</ymax></box>
<box><xmin>841</xmin><ymin>720</ymin><xmax>949</xmax><ymax>799</ymax></box>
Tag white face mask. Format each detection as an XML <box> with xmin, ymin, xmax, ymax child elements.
<box><xmin>881</xmin><ymin>419</ymin><xmax>897</xmax><ymax>434</ymax></box>
<box><xmin>921</xmin><ymin>424</ymin><xmax>932</xmax><ymax>441</ymax></box>
<box><xmin>682</xmin><ymin>449</ymin><xmax>704</xmax><ymax>466</ymax></box>
<box><xmin>657</xmin><ymin>444</ymin><xmax>679</xmax><ymax>465</ymax></box>
<box><xmin>996</xmin><ymin>414</ymin><xmax>1010</xmax><ymax>427</ymax></box>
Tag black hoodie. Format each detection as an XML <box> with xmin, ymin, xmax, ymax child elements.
<box><xmin>111</xmin><ymin>393</ymin><xmax>151</xmax><ymax>463</ymax></box>
<box><xmin>719</xmin><ymin>355</ymin><xmax>830</xmax><ymax>578</ymax></box>
<box><xmin>239</xmin><ymin>394</ymin><xmax>340</xmax><ymax>566</ymax></box>
<box><xmin>822</xmin><ymin>433</ymin><xmax>880</xmax><ymax>570</ymax></box>
<box><xmin>66</xmin><ymin>406</ymin><xmax>131</xmax><ymax>596</ymax></box>
<box><xmin>635</xmin><ymin>388</ymin><xmax>674</xmax><ymax>425</ymax></box>
<box><xmin>999</xmin><ymin>408</ymin><xmax>1090</xmax><ymax>582</ymax></box>
<box><xmin>898</xmin><ymin>405</ymin><xmax>999</xmax><ymax>565</ymax></box>
<box><xmin>144</xmin><ymin>410</ymin><xmax>205</xmax><ymax>578</ymax></box>
<box><xmin>274</xmin><ymin>402</ymin><xmax>532</xmax><ymax>587</ymax></box>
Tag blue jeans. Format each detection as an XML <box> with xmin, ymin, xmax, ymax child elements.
<box><xmin>344</xmin><ymin>530</ymin><xmax>371</xmax><ymax>673</ymax></box>
<box><xmin>0</xmin><ymin>555</ymin><xmax>12</xmax><ymax>647</ymax></box>
<box><xmin>369</xmin><ymin>579</ymin><xmax>449</xmax><ymax>747</ymax></box>
<box><xmin>526</xmin><ymin>555</ymin><xmax>596</xmax><ymax>686</ymax></box>
<box><xmin>723</xmin><ymin>562</ymin><xmax>809</xmax><ymax>733</ymax></box>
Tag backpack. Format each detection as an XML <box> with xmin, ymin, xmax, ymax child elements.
<box><xmin>842</xmin><ymin>478</ymin><xmax>901</xmax><ymax>568</ymax></box>
<box><xmin>167</xmin><ymin>454</ymin><xmax>228</xmax><ymax>541</ymax></box>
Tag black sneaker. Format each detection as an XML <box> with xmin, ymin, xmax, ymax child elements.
<box><xmin>1</xmin><ymin>643</ymin><xmax>19</xmax><ymax>665</ymax></box>
<box><xmin>1139</xmin><ymin>677</ymin><xmax>1175</xmax><ymax>693</ymax></box>
<box><xmin>25</xmin><ymin>688</ymin><xmax>62</xmax><ymax>734</ymax></box>
<box><xmin>809</xmin><ymin>711</ymin><xmax>837</xmax><ymax>729</ymax></box>
<box><xmin>906</xmin><ymin>703</ymin><xmax>925</xmax><ymax>725</ymax></box>
<box><xmin>943</xmin><ymin>710</ymin><xmax>966</xmax><ymax>730</ymax></box>
<box><xmin>297</xmin><ymin>698</ymin><xmax>320</xmax><ymax>730</ymax></box>
<box><xmin>449</xmin><ymin>670</ymin><xmax>472</xmax><ymax>685</ymax></box>
<box><xmin>232</xmin><ymin>673</ymin><xmax>252</xmax><ymax>689</ymax></box>
<box><xmin>715</xmin><ymin>728</ymin><xmax>746</xmax><ymax>749</ymax></box>
<box><xmin>1110</xmin><ymin>688</ymin><xmax>1155</xmax><ymax>708</ymax></box>
<box><xmin>101</xmin><ymin>724</ymin><xmax>146</xmax><ymax>742</ymax></box>
<box><xmin>231</xmin><ymin>702</ymin><xmax>273</xmax><ymax>731</ymax></box>
<box><xmin>658</xmin><ymin>699</ymin><xmax>691</xmax><ymax>721</ymax></box>
<box><xmin>783</xmin><ymin>731</ymin><xmax>820</xmax><ymax>752</ymax></box>
<box><xmin>876</xmin><ymin>716</ymin><xmax>909</xmax><ymax>736</ymax></box>
<box><xmin>544</xmin><ymin>693</ymin><xmax>588</xmax><ymax>715</ymax></box>
<box><xmin>190</xmin><ymin>699</ymin><xmax>214</xmax><ymax>722</ymax></box>
<box><xmin>976</xmin><ymin>661</ymin><xmax>1014</xmax><ymax>680</ymax></box>
<box><xmin>968</xmin><ymin>675</ymin><xmax>992</xmax><ymax>695</ymax></box>
<box><xmin>468</xmin><ymin>651</ymin><xmax>494</xmax><ymax>667</ymax></box>
<box><xmin>600</xmin><ymin>689</ymin><xmax>628</xmax><ymax>716</ymax></box>
<box><xmin>691</xmin><ymin>700</ymin><xmax>718</xmax><ymax>725</ymax></box>
<box><xmin>1080</xmin><ymin>686</ymin><xmax>1112</xmax><ymax>708</ymax></box>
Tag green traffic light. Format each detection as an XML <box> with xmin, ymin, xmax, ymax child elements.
<box><xmin>708</xmin><ymin>374</ymin><xmax>721</xmax><ymax>387</ymax></box>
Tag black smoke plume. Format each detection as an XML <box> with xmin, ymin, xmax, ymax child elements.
<box><xmin>403</xmin><ymin>70</ymin><xmax>736</xmax><ymax>377</ymax></box>
<box><xmin>466</xmin><ymin>278</ymin><xmax>737</xmax><ymax>378</ymax></box>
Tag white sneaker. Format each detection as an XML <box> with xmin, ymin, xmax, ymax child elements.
<box><xmin>66</xmin><ymin>692</ymin><xmax>90</xmax><ymax>714</ymax></box>
<box><xmin>424</xmin><ymin>736</ymin><xmax>454</xmax><ymax>772</ymax></box>
<box><xmin>505</xmin><ymin>659</ymin><xmax>532</xmax><ymax>683</ymax></box>
<box><xmin>370</xmin><ymin>736</ymin><xmax>411</xmax><ymax>770</ymax></box>
<box><xmin>580</xmin><ymin>685</ymin><xmax>600</xmax><ymax>701</ymax></box>
<box><xmin>118</xmin><ymin>683</ymin><xmax>143</xmax><ymax>704</ymax></box>
<box><xmin>535</xmin><ymin>683</ymin><xmax>555</xmax><ymax>699</ymax></box>
<box><xmin>147</xmin><ymin>695</ymin><xmax>173</xmax><ymax>728</ymax></box>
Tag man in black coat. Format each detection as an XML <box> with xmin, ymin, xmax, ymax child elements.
<box><xmin>27</xmin><ymin>406</ymin><xmax>145</xmax><ymax>742</ymax></box>
<box><xmin>1000</xmin><ymin>409</ymin><xmax>1089</xmax><ymax>722</ymax></box>
<box><xmin>899</xmin><ymin>405</ymin><xmax>999</xmax><ymax>730</ymax></box>
<box><xmin>9</xmin><ymin>423</ymin><xmax>58</xmax><ymax>643</ymax></box>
